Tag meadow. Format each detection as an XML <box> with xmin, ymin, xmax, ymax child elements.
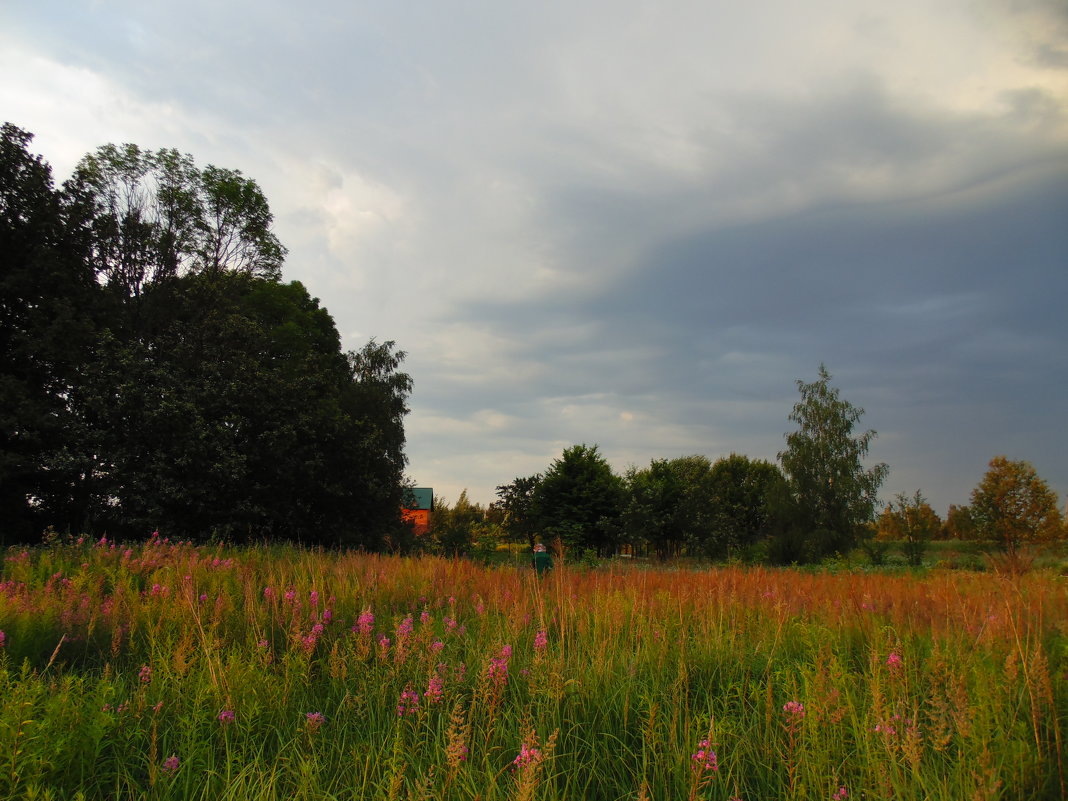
<box><xmin>0</xmin><ymin>535</ymin><xmax>1065</xmax><ymax>800</ymax></box>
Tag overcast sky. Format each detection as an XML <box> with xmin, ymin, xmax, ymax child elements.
<box><xmin>4</xmin><ymin>0</ymin><xmax>1066</xmax><ymax>514</ymax></box>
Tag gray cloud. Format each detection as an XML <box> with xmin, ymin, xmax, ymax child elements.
<box><xmin>3</xmin><ymin>0</ymin><xmax>1066</xmax><ymax>513</ymax></box>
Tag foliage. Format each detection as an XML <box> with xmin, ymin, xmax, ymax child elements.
<box><xmin>776</xmin><ymin>364</ymin><xmax>889</xmax><ymax>562</ymax></box>
<box><xmin>493</xmin><ymin>475</ymin><xmax>542</xmax><ymax>548</ymax></box>
<box><xmin>0</xmin><ymin>537</ymin><xmax>1065</xmax><ymax>800</ymax></box>
<box><xmin>621</xmin><ymin>460</ymin><xmax>685</xmax><ymax>558</ymax></box>
<box><xmin>942</xmin><ymin>504</ymin><xmax>977</xmax><ymax>541</ymax></box>
<box><xmin>705</xmin><ymin>454</ymin><xmax>784</xmax><ymax>557</ymax></box>
<box><xmin>532</xmin><ymin>445</ymin><xmax>624</xmax><ymax>557</ymax></box>
<box><xmin>431</xmin><ymin>490</ymin><xmax>488</xmax><ymax>557</ymax></box>
<box><xmin>0</xmin><ymin>124</ymin><xmax>411</xmax><ymax>546</ymax></box>
<box><xmin>0</xmin><ymin>124</ymin><xmax>97</xmax><ymax>544</ymax></box>
<box><xmin>970</xmin><ymin>456</ymin><xmax>1064</xmax><ymax>556</ymax></box>
<box><xmin>877</xmin><ymin>490</ymin><xmax>941</xmax><ymax>566</ymax></box>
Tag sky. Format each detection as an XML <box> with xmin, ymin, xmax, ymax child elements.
<box><xmin>3</xmin><ymin>0</ymin><xmax>1067</xmax><ymax>515</ymax></box>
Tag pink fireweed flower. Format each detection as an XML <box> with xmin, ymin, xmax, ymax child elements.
<box><xmin>783</xmin><ymin>701</ymin><xmax>806</xmax><ymax>719</ymax></box>
<box><xmin>161</xmin><ymin>755</ymin><xmax>180</xmax><ymax>774</ymax></box>
<box><xmin>487</xmin><ymin>645</ymin><xmax>512</xmax><ymax>688</ymax></box>
<box><xmin>691</xmin><ymin>739</ymin><xmax>719</xmax><ymax>772</ymax></box>
<box><xmin>284</xmin><ymin>588</ymin><xmax>296</xmax><ymax>604</ymax></box>
<box><xmin>263</xmin><ymin>586</ymin><xmax>275</xmax><ymax>600</ymax></box>
<box><xmin>396</xmin><ymin>615</ymin><xmax>414</xmax><ymax>640</ymax></box>
<box><xmin>0</xmin><ymin>630</ymin><xmax>5</xmax><ymax>648</ymax></box>
<box><xmin>420</xmin><ymin>610</ymin><xmax>432</xmax><ymax>625</ymax></box>
<box><xmin>322</xmin><ymin>608</ymin><xmax>332</xmax><ymax>624</ymax></box>
<box><xmin>305</xmin><ymin>711</ymin><xmax>325</xmax><ymax>730</ymax></box>
<box><xmin>533</xmin><ymin>630</ymin><xmax>548</xmax><ymax>652</ymax></box>
<box><xmin>138</xmin><ymin>664</ymin><xmax>152</xmax><ymax>683</ymax></box>
<box><xmin>354</xmin><ymin>607</ymin><xmax>375</xmax><ymax>636</ymax></box>
<box><xmin>513</xmin><ymin>742</ymin><xmax>544</xmax><ymax>770</ymax></box>
<box><xmin>425</xmin><ymin>674</ymin><xmax>444</xmax><ymax>704</ymax></box>
<box><xmin>257</xmin><ymin>639</ymin><xmax>269</xmax><ymax>649</ymax></box>
<box><xmin>886</xmin><ymin>651</ymin><xmax>903</xmax><ymax>670</ymax></box>
<box><xmin>833</xmin><ymin>786</ymin><xmax>848</xmax><ymax>800</ymax></box>
<box><xmin>309</xmin><ymin>590</ymin><xmax>319</xmax><ymax>607</ymax></box>
<box><xmin>397</xmin><ymin>686</ymin><xmax>420</xmax><ymax>716</ymax></box>
<box><xmin>218</xmin><ymin>709</ymin><xmax>235</xmax><ymax>724</ymax></box>
<box><xmin>430</xmin><ymin>640</ymin><xmax>445</xmax><ymax>654</ymax></box>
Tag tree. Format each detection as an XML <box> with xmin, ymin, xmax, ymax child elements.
<box><xmin>621</xmin><ymin>460</ymin><xmax>685</xmax><ymax>559</ymax></box>
<box><xmin>705</xmin><ymin>454</ymin><xmax>784</xmax><ymax>558</ymax></box>
<box><xmin>533</xmin><ymin>444</ymin><xmax>624</xmax><ymax>557</ymax></box>
<box><xmin>494</xmin><ymin>474</ymin><xmax>542</xmax><ymax>548</ymax></box>
<box><xmin>942</xmin><ymin>504</ymin><xmax>977</xmax><ymax>540</ymax></box>
<box><xmin>0</xmin><ymin>123</ymin><xmax>96</xmax><ymax>542</ymax></box>
<box><xmin>970</xmin><ymin>456</ymin><xmax>1064</xmax><ymax>556</ymax></box>
<box><xmin>877</xmin><ymin>490</ymin><xmax>940</xmax><ymax>566</ymax></box>
<box><xmin>775</xmin><ymin>364</ymin><xmax>889</xmax><ymax>561</ymax></box>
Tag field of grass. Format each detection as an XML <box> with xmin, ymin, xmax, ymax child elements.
<box><xmin>1</xmin><ymin>535</ymin><xmax>1065</xmax><ymax>800</ymax></box>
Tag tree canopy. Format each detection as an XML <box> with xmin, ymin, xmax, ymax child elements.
<box><xmin>970</xmin><ymin>456</ymin><xmax>1063</xmax><ymax>556</ymax></box>
<box><xmin>0</xmin><ymin>124</ymin><xmax>411</xmax><ymax>546</ymax></box>
<box><xmin>775</xmin><ymin>364</ymin><xmax>888</xmax><ymax>561</ymax></box>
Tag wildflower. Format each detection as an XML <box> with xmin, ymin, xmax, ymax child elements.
<box><xmin>354</xmin><ymin>607</ymin><xmax>374</xmax><ymax>636</ymax></box>
<box><xmin>218</xmin><ymin>709</ymin><xmax>235</xmax><ymax>724</ymax></box>
<box><xmin>487</xmin><ymin>645</ymin><xmax>511</xmax><ymax>688</ymax></box>
<box><xmin>257</xmin><ymin>639</ymin><xmax>269</xmax><ymax>649</ymax></box>
<box><xmin>305</xmin><ymin>711</ymin><xmax>325</xmax><ymax>730</ymax></box>
<box><xmin>397</xmin><ymin>615</ymin><xmax>414</xmax><ymax>640</ymax></box>
<box><xmin>309</xmin><ymin>590</ymin><xmax>319</xmax><ymax>607</ymax></box>
<box><xmin>138</xmin><ymin>664</ymin><xmax>152</xmax><ymax>683</ymax></box>
<box><xmin>161</xmin><ymin>755</ymin><xmax>179</xmax><ymax>774</ymax></box>
<box><xmin>0</xmin><ymin>630</ymin><xmax>5</xmax><ymax>648</ymax></box>
<box><xmin>284</xmin><ymin>588</ymin><xmax>296</xmax><ymax>603</ymax></box>
<box><xmin>425</xmin><ymin>674</ymin><xmax>444</xmax><ymax>704</ymax></box>
<box><xmin>691</xmin><ymin>739</ymin><xmax>719</xmax><ymax>773</ymax></box>
<box><xmin>886</xmin><ymin>651</ymin><xmax>903</xmax><ymax>670</ymax></box>
<box><xmin>513</xmin><ymin>741</ymin><xmax>544</xmax><ymax>770</ymax></box>
<box><xmin>430</xmin><ymin>640</ymin><xmax>445</xmax><ymax>654</ymax></box>
<box><xmin>397</xmin><ymin>686</ymin><xmax>420</xmax><ymax>716</ymax></box>
<box><xmin>783</xmin><ymin>701</ymin><xmax>806</xmax><ymax>719</ymax></box>
<box><xmin>534</xmin><ymin>630</ymin><xmax>548</xmax><ymax>652</ymax></box>
<box><xmin>833</xmin><ymin>786</ymin><xmax>848</xmax><ymax>800</ymax></box>
<box><xmin>420</xmin><ymin>610</ymin><xmax>432</xmax><ymax>625</ymax></box>
<box><xmin>263</xmin><ymin>586</ymin><xmax>275</xmax><ymax>599</ymax></box>
<box><xmin>322</xmin><ymin>608</ymin><xmax>332</xmax><ymax>624</ymax></box>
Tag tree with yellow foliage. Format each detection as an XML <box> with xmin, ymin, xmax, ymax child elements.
<box><xmin>970</xmin><ymin>456</ymin><xmax>1064</xmax><ymax>556</ymax></box>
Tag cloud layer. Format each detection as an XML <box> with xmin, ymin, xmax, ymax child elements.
<box><xmin>3</xmin><ymin>0</ymin><xmax>1066</xmax><ymax>512</ymax></box>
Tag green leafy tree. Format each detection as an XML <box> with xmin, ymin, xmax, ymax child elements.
<box><xmin>431</xmin><ymin>490</ymin><xmax>486</xmax><ymax>556</ymax></box>
<box><xmin>533</xmin><ymin>444</ymin><xmax>624</xmax><ymax>557</ymax></box>
<box><xmin>877</xmin><ymin>490</ymin><xmax>940</xmax><ymax>566</ymax></box>
<box><xmin>494</xmin><ymin>474</ymin><xmax>542</xmax><ymax>548</ymax></box>
<box><xmin>621</xmin><ymin>460</ymin><xmax>685</xmax><ymax>559</ymax></box>
<box><xmin>705</xmin><ymin>454</ymin><xmax>784</xmax><ymax>558</ymax></box>
<box><xmin>970</xmin><ymin>456</ymin><xmax>1064</xmax><ymax>556</ymax></box>
<box><xmin>775</xmin><ymin>364</ymin><xmax>889</xmax><ymax>562</ymax></box>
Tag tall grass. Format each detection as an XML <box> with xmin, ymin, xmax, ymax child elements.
<box><xmin>1</xmin><ymin>535</ymin><xmax>1065</xmax><ymax>800</ymax></box>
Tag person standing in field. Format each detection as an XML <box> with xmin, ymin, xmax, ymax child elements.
<box><xmin>532</xmin><ymin>543</ymin><xmax>553</xmax><ymax>576</ymax></box>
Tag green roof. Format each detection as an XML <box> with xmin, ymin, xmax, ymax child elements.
<box><xmin>404</xmin><ymin>488</ymin><xmax>433</xmax><ymax>510</ymax></box>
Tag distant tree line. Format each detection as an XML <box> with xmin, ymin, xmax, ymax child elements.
<box><xmin>435</xmin><ymin>368</ymin><xmax>1065</xmax><ymax>565</ymax></box>
<box><xmin>1</xmin><ymin>123</ymin><xmax>411</xmax><ymax>547</ymax></box>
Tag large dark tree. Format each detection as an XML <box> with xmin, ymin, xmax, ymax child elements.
<box><xmin>0</xmin><ymin>124</ymin><xmax>96</xmax><ymax>543</ymax></box>
<box><xmin>704</xmin><ymin>454</ymin><xmax>783</xmax><ymax>557</ymax></box>
<box><xmin>533</xmin><ymin>444</ymin><xmax>624</xmax><ymax>557</ymax></box>
<box><xmin>1</xmin><ymin>125</ymin><xmax>412</xmax><ymax>545</ymax></box>
<box><xmin>621</xmin><ymin>460</ymin><xmax>685</xmax><ymax>559</ymax></box>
